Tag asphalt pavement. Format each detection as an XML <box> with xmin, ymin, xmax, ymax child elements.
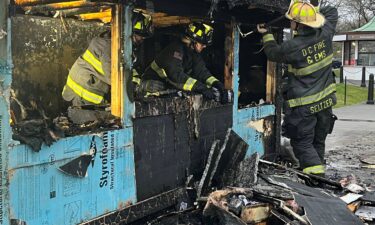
<box><xmin>325</xmin><ymin>102</ymin><xmax>375</xmax><ymax>182</ymax></box>
<box><xmin>326</xmin><ymin>103</ymin><xmax>375</xmax><ymax>151</ymax></box>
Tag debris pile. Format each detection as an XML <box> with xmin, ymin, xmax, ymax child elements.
<box><xmin>126</xmin><ymin>129</ymin><xmax>373</xmax><ymax>225</ymax></box>
<box><xmin>10</xmin><ymin>90</ymin><xmax>121</xmax><ymax>150</ymax></box>
<box><xmin>10</xmin><ymin>89</ymin><xmax>64</xmax><ymax>151</ymax></box>
<box><xmin>54</xmin><ymin>106</ymin><xmax>121</xmax><ymax>136</ymax></box>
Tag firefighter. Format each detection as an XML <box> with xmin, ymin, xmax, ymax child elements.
<box><xmin>142</xmin><ymin>22</ymin><xmax>229</xmax><ymax>103</ymax></box>
<box><xmin>62</xmin><ymin>10</ymin><xmax>163</xmax><ymax>106</ymax></box>
<box><xmin>257</xmin><ymin>1</ymin><xmax>338</xmax><ymax>176</ymax></box>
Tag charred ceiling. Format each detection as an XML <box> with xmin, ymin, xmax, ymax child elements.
<box><xmin>12</xmin><ymin>0</ymin><xmax>290</xmax><ymax>28</ymax></box>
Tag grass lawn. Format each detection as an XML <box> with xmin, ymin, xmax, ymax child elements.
<box><xmin>334</xmin><ymin>83</ymin><xmax>368</xmax><ymax>108</ymax></box>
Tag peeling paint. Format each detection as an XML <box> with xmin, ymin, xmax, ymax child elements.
<box><xmin>118</xmin><ymin>200</ymin><xmax>132</xmax><ymax>210</ymax></box>
<box><xmin>191</xmin><ymin>95</ymin><xmax>203</xmax><ymax>138</ymax></box>
<box><xmin>263</xmin><ymin>119</ymin><xmax>273</xmax><ymax>137</ymax></box>
<box><xmin>247</xmin><ymin>119</ymin><xmax>264</xmax><ymax>133</ymax></box>
<box><xmin>0</xmin><ymin>29</ymin><xmax>6</xmax><ymax>39</ymax></box>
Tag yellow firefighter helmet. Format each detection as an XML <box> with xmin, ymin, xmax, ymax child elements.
<box><xmin>286</xmin><ymin>1</ymin><xmax>325</xmax><ymax>28</ymax></box>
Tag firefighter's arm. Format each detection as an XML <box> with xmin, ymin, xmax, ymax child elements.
<box><xmin>320</xmin><ymin>6</ymin><xmax>338</xmax><ymax>35</ymax></box>
<box><xmin>192</xmin><ymin>53</ymin><xmax>220</xmax><ymax>88</ymax></box>
<box><xmin>261</xmin><ymin>32</ymin><xmax>291</xmax><ymax>64</ymax></box>
<box><xmin>101</xmin><ymin>42</ymin><xmax>111</xmax><ymax>85</ymax></box>
<box><xmin>162</xmin><ymin>52</ymin><xmax>206</xmax><ymax>92</ymax></box>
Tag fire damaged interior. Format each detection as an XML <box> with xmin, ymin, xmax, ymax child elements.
<box><xmin>5</xmin><ymin>0</ymin><xmax>293</xmax><ymax>224</ymax></box>
<box><xmin>2</xmin><ymin>1</ymin><xmax>374</xmax><ymax>225</ymax></box>
<box><xmin>9</xmin><ymin>0</ymin><xmax>285</xmax><ymax>141</ymax></box>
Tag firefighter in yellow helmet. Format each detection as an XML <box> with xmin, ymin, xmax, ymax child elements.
<box><xmin>62</xmin><ymin>10</ymin><xmax>163</xmax><ymax>106</ymax></box>
<box><xmin>142</xmin><ymin>22</ymin><xmax>229</xmax><ymax>103</ymax></box>
<box><xmin>257</xmin><ymin>1</ymin><xmax>338</xmax><ymax>176</ymax></box>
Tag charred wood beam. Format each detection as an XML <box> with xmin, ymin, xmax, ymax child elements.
<box><xmin>22</xmin><ymin>2</ymin><xmax>109</xmax><ymax>15</ymax></box>
<box><xmin>110</xmin><ymin>4</ymin><xmax>122</xmax><ymax>117</ymax></box>
<box><xmin>138</xmin><ymin>0</ymin><xmax>211</xmax><ymax>18</ymax></box>
<box><xmin>134</xmin><ymin>95</ymin><xmax>227</xmax><ymax>118</ymax></box>
<box><xmin>253</xmin><ymin>193</ymin><xmax>309</xmax><ymax>225</ymax></box>
<box><xmin>270</xmin><ymin>209</ymin><xmax>294</xmax><ymax>224</ymax></box>
<box><xmin>77</xmin><ymin>9</ymin><xmax>111</xmax><ymax>22</ymax></box>
<box><xmin>80</xmin><ymin>188</ymin><xmax>188</xmax><ymax>225</ymax></box>
<box><xmin>153</xmin><ymin>16</ymin><xmax>191</xmax><ymax>27</ymax></box>
<box><xmin>150</xmin><ymin>12</ymin><xmax>167</xmax><ymax>18</ymax></box>
<box><xmin>22</xmin><ymin>1</ymin><xmax>101</xmax><ymax>10</ymax></box>
<box><xmin>14</xmin><ymin>0</ymin><xmax>82</xmax><ymax>7</ymax></box>
<box><xmin>259</xmin><ymin>159</ymin><xmax>343</xmax><ymax>189</ymax></box>
<box><xmin>58</xmin><ymin>6</ymin><xmax>110</xmax><ymax>17</ymax></box>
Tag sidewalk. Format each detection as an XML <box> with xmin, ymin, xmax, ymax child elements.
<box><xmin>326</xmin><ymin>103</ymin><xmax>375</xmax><ymax>150</ymax></box>
<box><xmin>325</xmin><ymin>102</ymin><xmax>375</xmax><ymax>182</ymax></box>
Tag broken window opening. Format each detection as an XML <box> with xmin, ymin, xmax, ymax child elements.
<box><xmin>8</xmin><ymin>4</ymin><xmax>236</xmax><ymax>151</ymax></box>
<box><xmin>238</xmin><ymin>25</ymin><xmax>269</xmax><ymax>109</ymax></box>
<box><xmin>132</xmin><ymin>15</ymin><xmax>234</xmax><ymax>120</ymax></box>
<box><xmin>9</xmin><ymin>5</ymin><xmax>121</xmax><ymax>151</ymax></box>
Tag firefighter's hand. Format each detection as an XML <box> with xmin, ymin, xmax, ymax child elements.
<box><xmin>140</xmin><ymin>80</ymin><xmax>166</xmax><ymax>93</ymax></box>
<box><xmin>220</xmin><ymin>90</ymin><xmax>229</xmax><ymax>104</ymax></box>
<box><xmin>257</xmin><ymin>24</ymin><xmax>268</xmax><ymax>34</ymax></box>
<box><xmin>212</xmin><ymin>81</ymin><xmax>229</xmax><ymax>104</ymax></box>
<box><xmin>201</xmin><ymin>88</ymin><xmax>215</xmax><ymax>100</ymax></box>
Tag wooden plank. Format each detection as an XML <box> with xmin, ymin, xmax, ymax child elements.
<box><xmin>14</xmin><ymin>0</ymin><xmax>78</xmax><ymax>6</ymax></box>
<box><xmin>80</xmin><ymin>188</ymin><xmax>188</xmax><ymax>225</ymax></box>
<box><xmin>77</xmin><ymin>9</ymin><xmax>111</xmax><ymax>21</ymax></box>
<box><xmin>58</xmin><ymin>7</ymin><xmax>111</xmax><ymax>17</ymax></box>
<box><xmin>153</xmin><ymin>16</ymin><xmax>191</xmax><ymax>27</ymax></box>
<box><xmin>150</xmin><ymin>12</ymin><xmax>168</xmax><ymax>18</ymax></box>
<box><xmin>23</xmin><ymin>1</ymin><xmax>95</xmax><ymax>9</ymax></box>
<box><xmin>266</xmin><ymin>60</ymin><xmax>276</xmax><ymax>102</ymax></box>
<box><xmin>21</xmin><ymin>1</ymin><xmax>108</xmax><ymax>16</ymax></box>
<box><xmin>111</xmin><ymin>5</ymin><xmax>122</xmax><ymax>117</ymax></box>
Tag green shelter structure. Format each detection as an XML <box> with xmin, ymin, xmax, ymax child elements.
<box><xmin>334</xmin><ymin>17</ymin><xmax>375</xmax><ymax>80</ymax></box>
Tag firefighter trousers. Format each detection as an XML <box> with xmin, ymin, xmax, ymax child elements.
<box><xmin>283</xmin><ymin>106</ymin><xmax>335</xmax><ymax>171</ymax></box>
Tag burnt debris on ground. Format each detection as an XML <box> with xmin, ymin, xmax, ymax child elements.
<box><xmin>120</xmin><ymin>130</ymin><xmax>372</xmax><ymax>225</ymax></box>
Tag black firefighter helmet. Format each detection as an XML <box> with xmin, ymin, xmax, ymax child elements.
<box><xmin>133</xmin><ymin>10</ymin><xmax>153</xmax><ymax>38</ymax></box>
<box><xmin>185</xmin><ymin>22</ymin><xmax>214</xmax><ymax>46</ymax></box>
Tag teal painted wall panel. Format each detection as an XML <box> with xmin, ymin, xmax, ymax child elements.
<box><xmin>231</xmin><ymin>26</ymin><xmax>276</xmax><ymax>157</ymax></box>
<box><xmin>8</xmin><ymin>129</ymin><xmax>136</xmax><ymax>225</ymax></box>
<box><xmin>0</xmin><ymin>1</ymin><xmax>12</xmax><ymax>223</ymax></box>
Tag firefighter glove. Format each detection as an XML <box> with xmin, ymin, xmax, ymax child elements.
<box><xmin>201</xmin><ymin>88</ymin><xmax>215</xmax><ymax>100</ymax></box>
<box><xmin>213</xmin><ymin>81</ymin><xmax>229</xmax><ymax>104</ymax></box>
<box><xmin>212</xmin><ymin>81</ymin><xmax>224</xmax><ymax>92</ymax></box>
<box><xmin>139</xmin><ymin>80</ymin><xmax>166</xmax><ymax>93</ymax></box>
<box><xmin>220</xmin><ymin>90</ymin><xmax>229</xmax><ymax>104</ymax></box>
<box><xmin>257</xmin><ymin>24</ymin><xmax>268</xmax><ymax>34</ymax></box>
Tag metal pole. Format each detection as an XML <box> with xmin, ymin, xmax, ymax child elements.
<box><xmin>340</xmin><ymin>66</ymin><xmax>344</xmax><ymax>83</ymax></box>
<box><xmin>344</xmin><ymin>76</ymin><xmax>347</xmax><ymax>105</ymax></box>
<box><xmin>361</xmin><ymin>66</ymin><xmax>367</xmax><ymax>87</ymax></box>
<box><xmin>367</xmin><ymin>74</ymin><xmax>374</xmax><ymax>105</ymax></box>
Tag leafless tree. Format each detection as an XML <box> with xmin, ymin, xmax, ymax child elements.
<box><xmin>326</xmin><ymin>0</ymin><xmax>375</xmax><ymax>32</ymax></box>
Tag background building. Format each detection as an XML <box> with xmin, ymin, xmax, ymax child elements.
<box><xmin>334</xmin><ymin>17</ymin><xmax>375</xmax><ymax>80</ymax></box>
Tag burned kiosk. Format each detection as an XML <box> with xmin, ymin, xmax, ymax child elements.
<box><xmin>0</xmin><ymin>0</ymin><xmax>287</xmax><ymax>224</ymax></box>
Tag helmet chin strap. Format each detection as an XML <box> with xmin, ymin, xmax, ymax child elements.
<box><xmin>187</xmin><ymin>38</ymin><xmax>197</xmax><ymax>52</ymax></box>
<box><xmin>182</xmin><ymin>36</ymin><xmax>199</xmax><ymax>52</ymax></box>
<box><xmin>293</xmin><ymin>24</ymin><xmax>299</xmax><ymax>32</ymax></box>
